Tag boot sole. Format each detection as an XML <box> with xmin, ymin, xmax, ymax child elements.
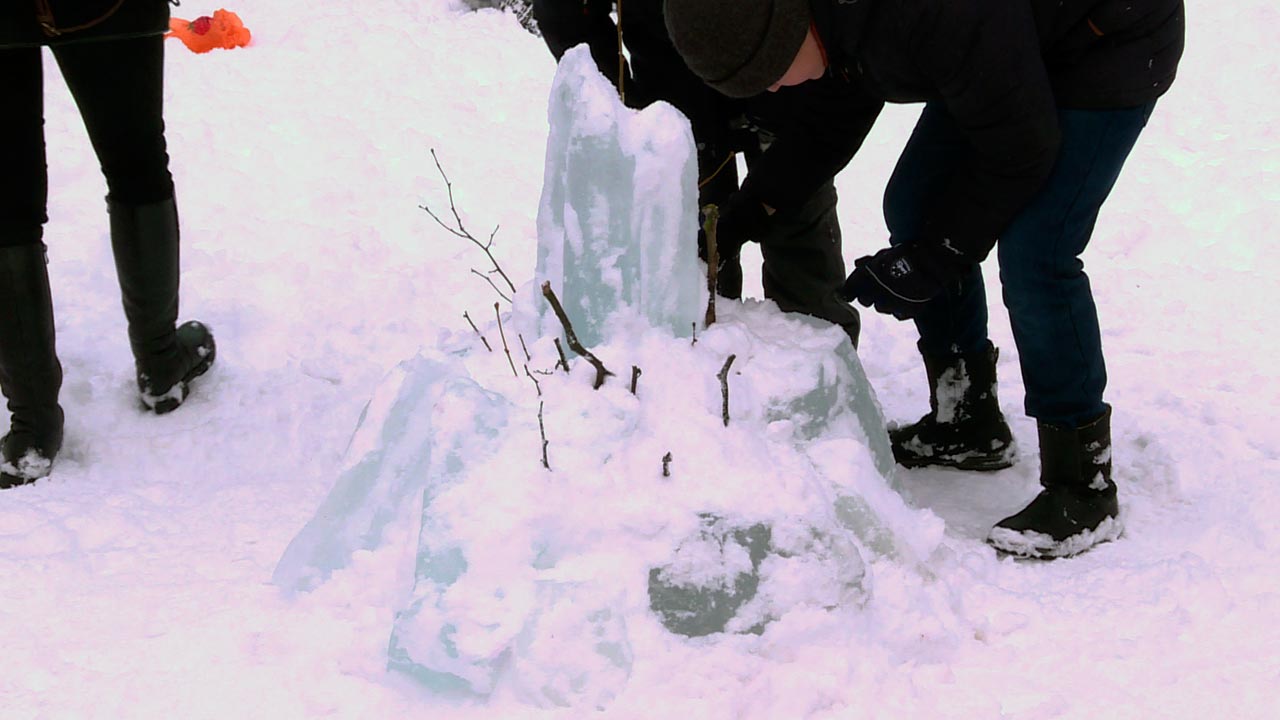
<box><xmin>894</xmin><ymin>449</ymin><xmax>1016</xmax><ymax>473</ymax></box>
<box><xmin>987</xmin><ymin>514</ymin><xmax>1124</xmax><ymax>559</ymax></box>
<box><xmin>146</xmin><ymin>333</ymin><xmax>217</xmax><ymax>415</ymax></box>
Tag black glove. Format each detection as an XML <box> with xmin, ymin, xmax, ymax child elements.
<box><xmin>840</xmin><ymin>240</ymin><xmax>971</xmax><ymax>320</ymax></box>
<box><xmin>709</xmin><ymin>190</ymin><xmax>770</xmax><ymax>263</ymax></box>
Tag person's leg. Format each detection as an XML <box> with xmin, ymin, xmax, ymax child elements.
<box><xmin>52</xmin><ymin>35</ymin><xmax>173</xmax><ymax>204</ymax></box>
<box><xmin>884</xmin><ymin>104</ymin><xmax>989</xmax><ymax>356</ymax></box>
<box><xmin>0</xmin><ymin>47</ymin><xmax>50</xmax><ymax>246</ymax></box>
<box><xmin>997</xmin><ymin>103</ymin><xmax>1156</xmax><ymax>428</ymax></box>
<box><xmin>756</xmin><ymin>182</ymin><xmax>862</xmax><ymax>345</ymax></box>
<box><xmin>989</xmin><ymin>102</ymin><xmax>1156</xmax><ymax>558</ymax></box>
<box><xmin>882</xmin><ymin>104</ymin><xmax>1014</xmax><ymax>470</ymax></box>
<box><xmin>0</xmin><ymin>48</ymin><xmax>64</xmax><ymax>488</ymax></box>
<box><xmin>53</xmin><ymin>37</ymin><xmax>214</xmax><ymax>414</ymax></box>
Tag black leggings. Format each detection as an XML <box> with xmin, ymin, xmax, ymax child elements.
<box><xmin>0</xmin><ymin>35</ymin><xmax>173</xmax><ymax>247</ymax></box>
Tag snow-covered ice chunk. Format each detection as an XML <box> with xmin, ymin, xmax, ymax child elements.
<box><xmin>271</xmin><ymin>353</ymin><xmax>510</xmax><ymax>594</ymax></box>
<box><xmin>525</xmin><ymin>45</ymin><xmax>706</xmax><ymax>348</ymax></box>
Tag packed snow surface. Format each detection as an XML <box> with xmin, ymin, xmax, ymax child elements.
<box><xmin>2</xmin><ymin>1</ymin><xmax>1277</xmax><ymax>718</ymax></box>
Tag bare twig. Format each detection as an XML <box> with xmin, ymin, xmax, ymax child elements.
<box><xmin>630</xmin><ymin>366</ymin><xmax>642</xmax><ymax>395</ymax></box>
<box><xmin>470</xmin><ymin>269</ymin><xmax>512</xmax><ymax>304</ymax></box>
<box><xmin>517</xmin><ymin>333</ymin><xmax>532</xmax><ymax>363</ymax></box>
<box><xmin>553</xmin><ymin>338</ymin><xmax>570</xmax><ymax>373</ymax></box>
<box><xmin>421</xmin><ymin>149</ymin><xmax>518</xmax><ymax>297</ymax></box>
<box><xmin>495</xmin><ymin>303</ymin><xmax>518</xmax><ymax>377</ymax></box>
<box><xmin>662</xmin><ymin>452</ymin><xmax>673</xmax><ymax>478</ymax></box>
<box><xmin>524</xmin><ymin>364</ymin><xmax>542</xmax><ymax>397</ymax></box>
<box><xmin>538</xmin><ymin>400</ymin><xmax>550</xmax><ymax>470</ymax></box>
<box><xmin>691</xmin><ymin>322</ymin><xmax>698</xmax><ymax>346</ymax></box>
<box><xmin>703</xmin><ymin>204</ymin><xmax>720</xmax><ymax>328</ymax></box>
<box><xmin>463</xmin><ymin>311</ymin><xmax>492</xmax><ymax>352</ymax></box>
<box><xmin>718</xmin><ymin>354</ymin><xmax>737</xmax><ymax>427</ymax></box>
<box><xmin>541</xmin><ymin>281</ymin><xmax>614</xmax><ymax>389</ymax></box>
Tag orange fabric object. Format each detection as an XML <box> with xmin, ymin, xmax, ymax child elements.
<box><xmin>166</xmin><ymin>10</ymin><xmax>251</xmax><ymax>53</ymax></box>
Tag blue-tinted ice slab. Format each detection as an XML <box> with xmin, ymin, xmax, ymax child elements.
<box><xmin>528</xmin><ymin>45</ymin><xmax>706</xmax><ymax>348</ymax></box>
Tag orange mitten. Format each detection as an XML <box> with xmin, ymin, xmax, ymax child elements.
<box><xmin>167</xmin><ymin>9</ymin><xmax>251</xmax><ymax>53</ymax></box>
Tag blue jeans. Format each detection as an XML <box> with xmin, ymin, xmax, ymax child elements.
<box><xmin>884</xmin><ymin>102</ymin><xmax>1155</xmax><ymax>427</ymax></box>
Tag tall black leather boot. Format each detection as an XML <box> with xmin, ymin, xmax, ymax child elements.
<box><xmin>890</xmin><ymin>341</ymin><xmax>1016</xmax><ymax>471</ymax></box>
<box><xmin>987</xmin><ymin>407</ymin><xmax>1122</xmax><ymax>558</ymax></box>
<box><xmin>0</xmin><ymin>244</ymin><xmax>65</xmax><ymax>488</ymax></box>
<box><xmin>109</xmin><ymin>197</ymin><xmax>216</xmax><ymax>414</ymax></box>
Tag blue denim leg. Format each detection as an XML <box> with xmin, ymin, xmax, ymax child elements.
<box><xmin>883</xmin><ymin>104</ymin><xmax>990</xmax><ymax>357</ymax></box>
<box><xmin>999</xmin><ymin>102</ymin><xmax>1155</xmax><ymax>426</ymax></box>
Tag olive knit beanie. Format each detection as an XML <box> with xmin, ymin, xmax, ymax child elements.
<box><xmin>664</xmin><ymin>0</ymin><xmax>812</xmax><ymax>98</ymax></box>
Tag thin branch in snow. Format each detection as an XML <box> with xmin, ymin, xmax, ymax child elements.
<box><xmin>538</xmin><ymin>400</ymin><xmax>550</xmax><ymax>470</ymax></box>
<box><xmin>524</xmin><ymin>364</ymin><xmax>542</xmax><ymax>397</ymax></box>
<box><xmin>541</xmin><ymin>281</ymin><xmax>614</xmax><ymax>389</ymax></box>
<box><xmin>692</xmin><ymin>322</ymin><xmax>698</xmax><ymax>346</ymax></box>
<box><xmin>703</xmin><ymin>204</ymin><xmax>720</xmax><ymax>328</ymax></box>
<box><xmin>662</xmin><ymin>452</ymin><xmax>673</xmax><ymax>478</ymax></box>
<box><xmin>630</xmin><ymin>366</ymin><xmax>642</xmax><ymax>395</ymax></box>
<box><xmin>518</xmin><ymin>333</ymin><xmax>532</xmax><ymax>363</ymax></box>
<box><xmin>470</xmin><ymin>269</ymin><xmax>512</xmax><ymax>303</ymax></box>
<box><xmin>495</xmin><ymin>302</ymin><xmax>518</xmax><ymax>377</ymax></box>
<box><xmin>421</xmin><ymin>148</ymin><xmax>518</xmax><ymax>298</ymax></box>
<box><xmin>553</xmin><ymin>338</ymin><xmax>570</xmax><ymax>373</ymax></box>
<box><xmin>718</xmin><ymin>354</ymin><xmax>737</xmax><ymax>426</ymax></box>
<box><xmin>463</xmin><ymin>311</ymin><xmax>492</xmax><ymax>352</ymax></box>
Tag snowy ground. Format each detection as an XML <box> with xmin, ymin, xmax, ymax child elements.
<box><xmin>3</xmin><ymin>1</ymin><xmax>1278</xmax><ymax>718</ymax></box>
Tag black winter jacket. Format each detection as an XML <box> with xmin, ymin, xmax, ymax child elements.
<box><xmin>743</xmin><ymin>0</ymin><xmax>1185</xmax><ymax>262</ymax></box>
<box><xmin>0</xmin><ymin>0</ymin><xmax>170</xmax><ymax>49</ymax></box>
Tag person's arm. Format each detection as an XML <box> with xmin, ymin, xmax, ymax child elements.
<box><xmin>738</xmin><ymin>76</ymin><xmax>884</xmax><ymax>214</ymax></box>
<box><xmin>533</xmin><ymin>0</ymin><xmax>631</xmax><ymax>92</ymax></box>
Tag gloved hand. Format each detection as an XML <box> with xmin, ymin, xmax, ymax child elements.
<box><xmin>710</xmin><ymin>190</ymin><xmax>771</xmax><ymax>263</ymax></box>
<box><xmin>840</xmin><ymin>240</ymin><xmax>971</xmax><ymax>320</ymax></box>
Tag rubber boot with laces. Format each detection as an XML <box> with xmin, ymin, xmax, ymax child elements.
<box><xmin>109</xmin><ymin>197</ymin><xmax>216</xmax><ymax>414</ymax></box>
<box><xmin>890</xmin><ymin>341</ymin><xmax>1016</xmax><ymax>471</ymax></box>
<box><xmin>988</xmin><ymin>407</ymin><xmax>1122</xmax><ymax>558</ymax></box>
<box><xmin>0</xmin><ymin>243</ymin><xmax>65</xmax><ymax>488</ymax></box>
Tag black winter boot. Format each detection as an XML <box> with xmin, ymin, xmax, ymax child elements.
<box><xmin>890</xmin><ymin>341</ymin><xmax>1016</xmax><ymax>471</ymax></box>
<box><xmin>0</xmin><ymin>244</ymin><xmax>65</xmax><ymax>488</ymax></box>
<box><xmin>109</xmin><ymin>197</ymin><xmax>216</xmax><ymax>414</ymax></box>
<box><xmin>987</xmin><ymin>407</ymin><xmax>1122</xmax><ymax>559</ymax></box>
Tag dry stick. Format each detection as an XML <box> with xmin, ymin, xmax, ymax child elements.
<box><xmin>463</xmin><ymin>311</ymin><xmax>492</xmax><ymax>352</ymax></box>
<box><xmin>421</xmin><ymin>149</ymin><xmax>517</xmax><ymax>300</ymax></box>
<box><xmin>718</xmin><ymin>354</ymin><xmax>737</xmax><ymax>427</ymax></box>
<box><xmin>552</xmin><ymin>338</ymin><xmax>570</xmax><ymax>373</ymax></box>
<box><xmin>662</xmin><ymin>452</ymin><xmax>673</xmax><ymax>478</ymax></box>
<box><xmin>630</xmin><ymin>366</ymin><xmax>642</xmax><ymax>395</ymax></box>
<box><xmin>691</xmin><ymin>321</ymin><xmax>698</xmax><ymax>346</ymax></box>
<box><xmin>538</xmin><ymin>400</ymin><xmax>550</xmax><ymax>470</ymax></box>
<box><xmin>494</xmin><ymin>302</ymin><xmax>518</xmax><ymax>377</ymax></box>
<box><xmin>517</xmin><ymin>333</ymin><xmax>532</xmax><ymax>363</ymax></box>
<box><xmin>469</xmin><ymin>268</ymin><xmax>511</xmax><ymax>303</ymax></box>
<box><xmin>703</xmin><ymin>204</ymin><xmax>720</xmax><ymax>328</ymax></box>
<box><xmin>524</xmin><ymin>364</ymin><xmax>542</xmax><ymax>397</ymax></box>
<box><xmin>541</xmin><ymin>281</ymin><xmax>614</xmax><ymax>389</ymax></box>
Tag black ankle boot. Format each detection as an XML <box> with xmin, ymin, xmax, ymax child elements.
<box><xmin>0</xmin><ymin>244</ymin><xmax>65</xmax><ymax>488</ymax></box>
<box><xmin>988</xmin><ymin>407</ymin><xmax>1122</xmax><ymax>558</ymax></box>
<box><xmin>890</xmin><ymin>341</ymin><xmax>1016</xmax><ymax>471</ymax></box>
<box><xmin>109</xmin><ymin>197</ymin><xmax>216</xmax><ymax>414</ymax></box>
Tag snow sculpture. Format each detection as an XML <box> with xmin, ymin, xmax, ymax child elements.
<box><xmin>275</xmin><ymin>43</ymin><xmax>945</xmax><ymax>712</ymax></box>
<box><xmin>529</xmin><ymin>45</ymin><xmax>706</xmax><ymax>348</ymax></box>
